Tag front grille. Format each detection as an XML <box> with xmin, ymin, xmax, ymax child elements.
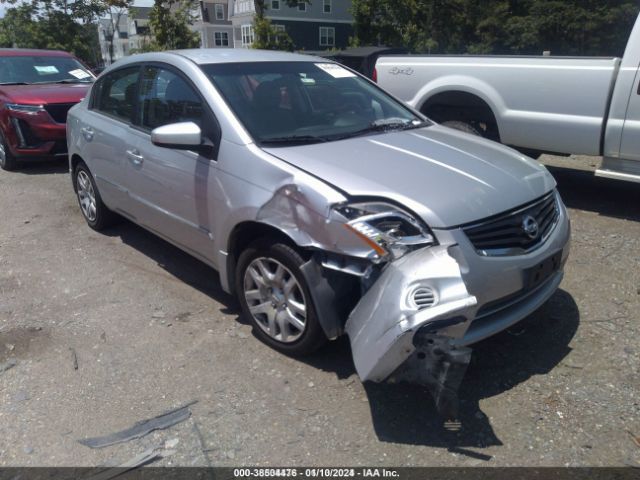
<box><xmin>44</xmin><ymin>103</ymin><xmax>75</xmax><ymax>124</ymax></box>
<box><xmin>463</xmin><ymin>191</ymin><xmax>559</xmax><ymax>256</ymax></box>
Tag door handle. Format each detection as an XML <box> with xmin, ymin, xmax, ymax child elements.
<box><xmin>81</xmin><ymin>126</ymin><xmax>94</xmax><ymax>141</ymax></box>
<box><xmin>126</xmin><ymin>149</ymin><xmax>144</xmax><ymax>165</ymax></box>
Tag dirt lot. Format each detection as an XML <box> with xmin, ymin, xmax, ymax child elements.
<box><xmin>0</xmin><ymin>155</ymin><xmax>638</xmax><ymax>467</ymax></box>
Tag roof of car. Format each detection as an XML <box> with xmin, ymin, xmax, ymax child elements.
<box><xmin>168</xmin><ymin>48</ymin><xmax>325</xmax><ymax>65</ymax></box>
<box><xmin>0</xmin><ymin>48</ymin><xmax>73</xmax><ymax>57</ymax></box>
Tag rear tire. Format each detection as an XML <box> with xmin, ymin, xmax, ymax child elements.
<box><xmin>441</xmin><ymin>120</ymin><xmax>482</xmax><ymax>137</ymax></box>
<box><xmin>73</xmin><ymin>162</ymin><xmax>118</xmax><ymax>231</ymax></box>
<box><xmin>0</xmin><ymin>130</ymin><xmax>18</xmax><ymax>171</ymax></box>
<box><xmin>235</xmin><ymin>239</ymin><xmax>327</xmax><ymax>356</ymax></box>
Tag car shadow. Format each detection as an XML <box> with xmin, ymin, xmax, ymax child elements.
<box><xmin>11</xmin><ymin>159</ymin><xmax>69</xmax><ymax>175</ymax></box>
<box><xmin>301</xmin><ymin>289</ymin><xmax>579</xmax><ymax>459</ymax></box>
<box><xmin>100</xmin><ymin>220</ymin><xmax>239</xmax><ymax>316</ymax></box>
<box><xmin>98</xmin><ymin>218</ymin><xmax>578</xmax><ymax>459</ymax></box>
<box><xmin>547</xmin><ymin>165</ymin><xmax>640</xmax><ymax>222</ymax></box>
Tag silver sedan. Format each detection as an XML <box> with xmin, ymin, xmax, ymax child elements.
<box><xmin>66</xmin><ymin>49</ymin><xmax>570</xmax><ymax>418</ymax></box>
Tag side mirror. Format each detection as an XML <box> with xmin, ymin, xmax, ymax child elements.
<box><xmin>151</xmin><ymin>122</ymin><xmax>202</xmax><ymax>150</ymax></box>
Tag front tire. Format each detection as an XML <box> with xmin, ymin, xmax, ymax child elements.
<box><xmin>73</xmin><ymin>162</ymin><xmax>118</xmax><ymax>231</ymax></box>
<box><xmin>0</xmin><ymin>130</ymin><xmax>18</xmax><ymax>171</ymax></box>
<box><xmin>235</xmin><ymin>240</ymin><xmax>327</xmax><ymax>356</ymax></box>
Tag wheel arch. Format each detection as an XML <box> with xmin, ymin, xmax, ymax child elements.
<box><xmin>413</xmin><ymin>77</ymin><xmax>506</xmax><ymax>142</ymax></box>
<box><xmin>70</xmin><ymin>154</ymin><xmax>85</xmax><ymax>189</ymax></box>
<box><xmin>225</xmin><ymin>220</ymin><xmax>310</xmax><ymax>297</ymax></box>
<box><xmin>421</xmin><ymin>90</ymin><xmax>501</xmax><ymax>142</ymax></box>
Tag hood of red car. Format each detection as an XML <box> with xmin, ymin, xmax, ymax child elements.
<box><xmin>0</xmin><ymin>83</ymin><xmax>91</xmax><ymax>105</ymax></box>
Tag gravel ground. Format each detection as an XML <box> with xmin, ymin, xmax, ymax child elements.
<box><xmin>0</xmin><ymin>155</ymin><xmax>638</xmax><ymax>467</ymax></box>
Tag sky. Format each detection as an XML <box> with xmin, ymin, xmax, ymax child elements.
<box><xmin>0</xmin><ymin>0</ymin><xmax>154</xmax><ymax>19</ymax></box>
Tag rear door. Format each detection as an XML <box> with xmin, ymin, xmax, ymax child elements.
<box><xmin>79</xmin><ymin>65</ymin><xmax>141</xmax><ymax>216</ymax></box>
<box><xmin>618</xmin><ymin>65</ymin><xmax>640</xmax><ymax>161</ymax></box>
<box><xmin>124</xmin><ymin>63</ymin><xmax>221</xmax><ymax>264</ymax></box>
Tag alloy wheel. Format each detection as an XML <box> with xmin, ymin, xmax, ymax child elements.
<box><xmin>243</xmin><ymin>257</ymin><xmax>307</xmax><ymax>343</ymax></box>
<box><xmin>76</xmin><ymin>170</ymin><xmax>97</xmax><ymax>222</ymax></box>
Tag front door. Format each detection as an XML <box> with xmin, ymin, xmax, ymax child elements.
<box><xmin>124</xmin><ymin>63</ymin><xmax>221</xmax><ymax>264</ymax></box>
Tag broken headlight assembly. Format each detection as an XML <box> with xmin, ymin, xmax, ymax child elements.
<box><xmin>333</xmin><ymin>201</ymin><xmax>436</xmax><ymax>262</ymax></box>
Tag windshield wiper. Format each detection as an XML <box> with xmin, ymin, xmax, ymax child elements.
<box><xmin>261</xmin><ymin>135</ymin><xmax>330</xmax><ymax>146</ymax></box>
<box><xmin>335</xmin><ymin>118</ymin><xmax>428</xmax><ymax>140</ymax></box>
<box><xmin>0</xmin><ymin>82</ymin><xmax>31</xmax><ymax>85</ymax></box>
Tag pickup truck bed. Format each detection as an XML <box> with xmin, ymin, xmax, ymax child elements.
<box><xmin>376</xmin><ymin>55</ymin><xmax>620</xmax><ymax>156</ymax></box>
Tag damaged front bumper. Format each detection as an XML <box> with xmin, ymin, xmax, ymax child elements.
<box><xmin>344</xmin><ymin>246</ymin><xmax>478</xmax><ymax>418</ymax></box>
<box><xmin>345</xmin><ymin>245</ymin><xmax>478</xmax><ymax>383</ymax></box>
<box><xmin>344</xmin><ymin>206</ymin><xmax>570</xmax><ymax>418</ymax></box>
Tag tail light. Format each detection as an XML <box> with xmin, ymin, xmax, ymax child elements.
<box><xmin>372</xmin><ymin>67</ymin><xmax>378</xmax><ymax>83</ymax></box>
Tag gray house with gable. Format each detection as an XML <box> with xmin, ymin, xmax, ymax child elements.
<box><xmin>195</xmin><ymin>1</ymin><xmax>235</xmax><ymax>48</ymax></box>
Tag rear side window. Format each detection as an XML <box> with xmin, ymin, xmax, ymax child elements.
<box><xmin>92</xmin><ymin>66</ymin><xmax>140</xmax><ymax>123</ymax></box>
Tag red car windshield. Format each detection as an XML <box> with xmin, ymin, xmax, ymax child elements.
<box><xmin>0</xmin><ymin>55</ymin><xmax>94</xmax><ymax>85</ymax></box>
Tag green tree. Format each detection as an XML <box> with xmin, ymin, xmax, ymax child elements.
<box><xmin>148</xmin><ymin>0</ymin><xmax>200</xmax><ymax>51</ymax></box>
<box><xmin>350</xmin><ymin>0</ymin><xmax>640</xmax><ymax>56</ymax></box>
<box><xmin>0</xmin><ymin>1</ymin><xmax>101</xmax><ymax>64</ymax></box>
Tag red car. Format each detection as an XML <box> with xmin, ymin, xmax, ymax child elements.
<box><xmin>0</xmin><ymin>49</ymin><xmax>94</xmax><ymax>171</ymax></box>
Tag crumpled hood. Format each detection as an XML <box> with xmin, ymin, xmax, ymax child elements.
<box><xmin>263</xmin><ymin>125</ymin><xmax>556</xmax><ymax>228</ymax></box>
<box><xmin>0</xmin><ymin>83</ymin><xmax>90</xmax><ymax>105</ymax></box>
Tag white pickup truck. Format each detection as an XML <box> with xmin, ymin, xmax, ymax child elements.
<box><xmin>375</xmin><ymin>14</ymin><xmax>640</xmax><ymax>183</ymax></box>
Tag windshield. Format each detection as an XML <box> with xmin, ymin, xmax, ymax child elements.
<box><xmin>0</xmin><ymin>55</ymin><xmax>94</xmax><ymax>85</ymax></box>
<box><xmin>201</xmin><ymin>61</ymin><xmax>428</xmax><ymax>145</ymax></box>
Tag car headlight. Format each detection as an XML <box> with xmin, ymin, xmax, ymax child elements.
<box><xmin>6</xmin><ymin>103</ymin><xmax>45</xmax><ymax>114</ymax></box>
<box><xmin>332</xmin><ymin>201</ymin><xmax>436</xmax><ymax>261</ymax></box>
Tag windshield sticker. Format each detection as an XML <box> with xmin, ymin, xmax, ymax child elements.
<box><xmin>69</xmin><ymin>69</ymin><xmax>92</xmax><ymax>79</ymax></box>
<box><xmin>34</xmin><ymin>65</ymin><xmax>59</xmax><ymax>75</ymax></box>
<box><xmin>314</xmin><ymin>63</ymin><xmax>356</xmax><ymax>79</ymax></box>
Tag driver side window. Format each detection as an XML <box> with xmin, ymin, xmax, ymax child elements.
<box><xmin>138</xmin><ymin>66</ymin><xmax>205</xmax><ymax>130</ymax></box>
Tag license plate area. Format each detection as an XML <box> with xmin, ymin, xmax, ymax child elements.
<box><xmin>523</xmin><ymin>251</ymin><xmax>562</xmax><ymax>290</ymax></box>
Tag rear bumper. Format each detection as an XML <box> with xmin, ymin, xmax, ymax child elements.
<box><xmin>345</xmin><ymin>193</ymin><xmax>571</xmax><ymax>384</ymax></box>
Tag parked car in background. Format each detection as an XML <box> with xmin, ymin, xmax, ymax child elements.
<box><xmin>67</xmin><ymin>49</ymin><xmax>570</xmax><ymax>418</ymax></box>
<box><xmin>0</xmin><ymin>49</ymin><xmax>94</xmax><ymax>171</ymax></box>
<box><xmin>376</xmin><ymin>13</ymin><xmax>640</xmax><ymax>184</ymax></box>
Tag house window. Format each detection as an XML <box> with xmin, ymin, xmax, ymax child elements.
<box><xmin>271</xmin><ymin>24</ymin><xmax>285</xmax><ymax>43</ymax></box>
<box><xmin>214</xmin><ymin>4</ymin><xmax>224</xmax><ymax>20</ymax></box>
<box><xmin>271</xmin><ymin>0</ymin><xmax>280</xmax><ymax>9</ymax></box>
<box><xmin>241</xmin><ymin>24</ymin><xmax>254</xmax><ymax>46</ymax></box>
<box><xmin>323</xmin><ymin>0</ymin><xmax>331</xmax><ymax>13</ymax></box>
<box><xmin>297</xmin><ymin>2</ymin><xmax>306</xmax><ymax>11</ymax></box>
<box><xmin>214</xmin><ymin>31</ymin><xmax>229</xmax><ymax>46</ymax></box>
<box><xmin>319</xmin><ymin>26</ymin><xmax>335</xmax><ymax>46</ymax></box>
<box><xmin>235</xmin><ymin>0</ymin><xmax>255</xmax><ymax>14</ymax></box>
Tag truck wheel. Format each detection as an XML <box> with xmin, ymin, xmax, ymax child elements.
<box><xmin>236</xmin><ymin>239</ymin><xmax>327</xmax><ymax>356</ymax></box>
<box><xmin>0</xmin><ymin>131</ymin><xmax>18</xmax><ymax>171</ymax></box>
<box><xmin>441</xmin><ymin>120</ymin><xmax>482</xmax><ymax>137</ymax></box>
<box><xmin>73</xmin><ymin>162</ymin><xmax>118</xmax><ymax>231</ymax></box>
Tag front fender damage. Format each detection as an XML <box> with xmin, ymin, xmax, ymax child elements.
<box><xmin>253</xmin><ymin>183</ymin><xmax>478</xmax><ymax>418</ymax></box>
<box><xmin>345</xmin><ymin>246</ymin><xmax>478</xmax><ymax>419</ymax></box>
